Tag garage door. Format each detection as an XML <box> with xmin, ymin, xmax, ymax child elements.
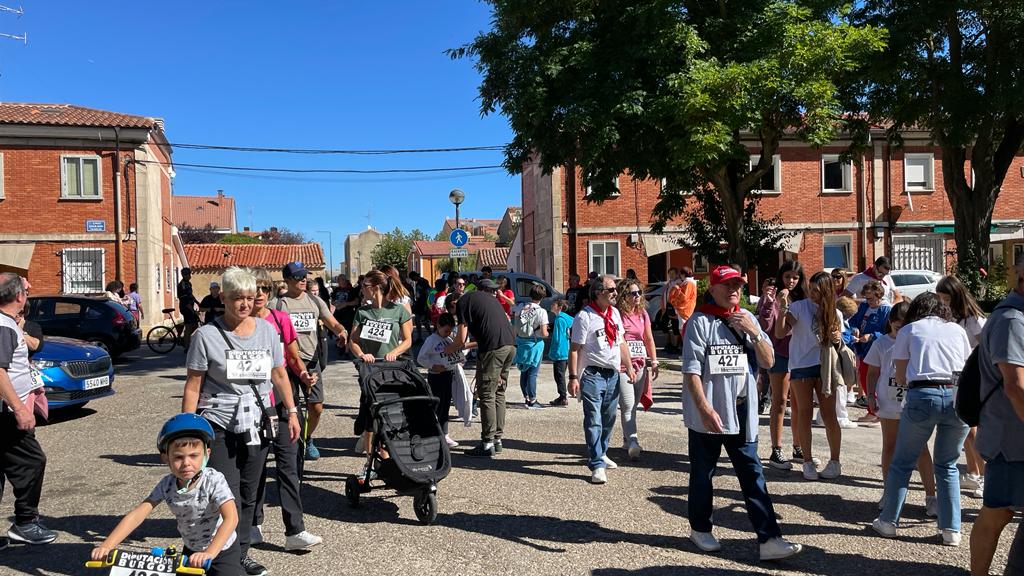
<box><xmin>892</xmin><ymin>235</ymin><xmax>944</xmax><ymax>273</ymax></box>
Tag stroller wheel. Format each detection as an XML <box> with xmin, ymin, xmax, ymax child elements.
<box><xmin>413</xmin><ymin>490</ymin><xmax>438</xmax><ymax>525</ymax></box>
<box><xmin>345</xmin><ymin>476</ymin><xmax>361</xmax><ymax>507</ymax></box>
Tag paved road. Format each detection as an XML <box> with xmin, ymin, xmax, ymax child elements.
<box><xmin>1</xmin><ymin>345</ymin><xmax>1017</xmax><ymax>575</ymax></box>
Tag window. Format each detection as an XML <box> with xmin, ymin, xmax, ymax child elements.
<box><xmin>989</xmin><ymin>243</ymin><xmax>1004</xmax><ymax>267</ymax></box>
<box><xmin>585</xmin><ymin>176</ymin><xmax>620</xmax><ymax>197</ymax></box>
<box><xmin>61</xmin><ymin>248</ymin><xmax>105</xmax><ymax>293</ymax></box>
<box><xmin>166</xmin><ymin>267</ymin><xmax>172</xmax><ymax>292</ymax></box>
<box><xmin>588</xmin><ymin>240</ymin><xmax>620</xmax><ymax>277</ymax></box>
<box><xmin>693</xmin><ymin>253</ymin><xmax>709</xmax><ymax>273</ymax></box>
<box><xmin>516</xmin><ymin>278</ymin><xmax>550</xmax><ymax>300</ymax></box>
<box><xmin>660</xmin><ymin>178</ymin><xmax>691</xmax><ymax>197</ymax></box>
<box><xmin>54</xmin><ymin>301</ymin><xmax>82</xmax><ymax>318</ymax></box>
<box><xmin>821</xmin><ymin>154</ymin><xmax>852</xmax><ymax>192</ymax></box>
<box><xmin>61</xmin><ymin>155</ymin><xmax>102</xmax><ymax>199</ymax></box>
<box><xmin>749</xmin><ymin>154</ymin><xmax>781</xmax><ymax>193</ymax></box>
<box><xmin>823</xmin><ymin>236</ymin><xmax>852</xmax><ymax>270</ymax></box>
<box><xmin>904</xmin><ymin>153</ymin><xmax>934</xmax><ymax>191</ymax></box>
<box><xmin>156</xmin><ymin>264</ymin><xmax>162</xmax><ymax>294</ymax></box>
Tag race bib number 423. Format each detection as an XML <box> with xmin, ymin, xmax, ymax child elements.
<box><xmin>292</xmin><ymin>312</ymin><xmax>317</xmax><ymax>333</ymax></box>
<box><xmin>362</xmin><ymin>319</ymin><xmax>393</xmax><ymax>344</ymax></box>
<box><xmin>708</xmin><ymin>344</ymin><xmax>747</xmax><ymax>375</ymax></box>
<box><xmin>226</xmin><ymin>349</ymin><xmax>272</xmax><ymax>380</ymax></box>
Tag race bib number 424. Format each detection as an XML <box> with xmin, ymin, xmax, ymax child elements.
<box><xmin>226</xmin><ymin>349</ymin><xmax>272</xmax><ymax>380</ymax></box>
<box><xmin>708</xmin><ymin>344</ymin><xmax>747</xmax><ymax>375</ymax></box>
<box><xmin>362</xmin><ymin>319</ymin><xmax>393</xmax><ymax>344</ymax></box>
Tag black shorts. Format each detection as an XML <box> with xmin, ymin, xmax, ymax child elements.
<box><xmin>289</xmin><ymin>360</ymin><xmax>323</xmax><ymax>405</ymax></box>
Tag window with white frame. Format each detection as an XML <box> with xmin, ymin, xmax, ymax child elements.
<box><xmin>585</xmin><ymin>175</ymin><xmax>620</xmax><ymax>197</ymax></box>
<box><xmin>62</xmin><ymin>248</ymin><xmax>105</xmax><ymax>293</ymax></box>
<box><xmin>904</xmin><ymin>153</ymin><xmax>934</xmax><ymax>191</ymax></box>
<box><xmin>749</xmin><ymin>154</ymin><xmax>781</xmax><ymax>193</ymax></box>
<box><xmin>61</xmin><ymin>155</ymin><xmax>102</xmax><ymax>199</ymax></box>
<box><xmin>821</xmin><ymin>154</ymin><xmax>852</xmax><ymax>192</ymax></box>
<box><xmin>588</xmin><ymin>240</ymin><xmax>620</xmax><ymax>277</ymax></box>
<box><xmin>155</xmin><ymin>264</ymin><xmax>162</xmax><ymax>294</ymax></box>
<box><xmin>660</xmin><ymin>177</ymin><xmax>692</xmax><ymax>197</ymax></box>
<box><xmin>823</xmin><ymin>235</ymin><xmax>852</xmax><ymax>270</ymax></box>
<box><xmin>693</xmin><ymin>253</ymin><xmax>709</xmax><ymax>273</ymax></box>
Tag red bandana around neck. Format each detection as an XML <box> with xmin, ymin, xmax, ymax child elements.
<box><xmin>864</xmin><ymin>267</ymin><xmax>880</xmax><ymax>280</ymax></box>
<box><xmin>699</xmin><ymin>302</ymin><xmax>741</xmax><ymax>319</ymax></box>
<box><xmin>589</xmin><ymin>303</ymin><xmax>618</xmax><ymax>348</ymax></box>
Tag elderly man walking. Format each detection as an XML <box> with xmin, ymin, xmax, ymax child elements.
<box><xmin>682</xmin><ymin>266</ymin><xmax>801</xmax><ymax>561</ymax></box>
<box><xmin>568</xmin><ymin>275</ymin><xmax>635</xmax><ymax>484</ymax></box>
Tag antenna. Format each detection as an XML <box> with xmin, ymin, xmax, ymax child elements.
<box><xmin>0</xmin><ymin>5</ymin><xmax>26</xmax><ymax>45</ymax></box>
<box><xmin>365</xmin><ymin>205</ymin><xmax>373</xmax><ymax>230</ymax></box>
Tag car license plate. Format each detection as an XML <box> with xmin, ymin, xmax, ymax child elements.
<box><xmin>83</xmin><ymin>375</ymin><xmax>109</xmax><ymax>390</ymax></box>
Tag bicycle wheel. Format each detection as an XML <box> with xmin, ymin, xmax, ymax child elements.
<box><xmin>146</xmin><ymin>325</ymin><xmax>177</xmax><ymax>354</ymax></box>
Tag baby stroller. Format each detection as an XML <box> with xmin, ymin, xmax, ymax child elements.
<box><xmin>344</xmin><ymin>359</ymin><xmax>451</xmax><ymax>524</ymax></box>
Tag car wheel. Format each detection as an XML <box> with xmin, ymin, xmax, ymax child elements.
<box><xmin>88</xmin><ymin>339</ymin><xmax>110</xmax><ymax>354</ymax></box>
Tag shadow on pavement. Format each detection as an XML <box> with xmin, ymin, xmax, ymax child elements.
<box><xmin>41</xmin><ymin>406</ymin><xmax>98</xmax><ymax>426</ymax></box>
<box><xmin>99</xmin><ymin>452</ymin><xmax>165</xmax><ymax>468</ymax></box>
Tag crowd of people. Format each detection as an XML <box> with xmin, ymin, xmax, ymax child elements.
<box><xmin>0</xmin><ymin>252</ymin><xmax>1022</xmax><ymax>574</ymax></box>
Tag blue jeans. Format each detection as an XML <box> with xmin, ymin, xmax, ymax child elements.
<box><xmin>688</xmin><ymin>399</ymin><xmax>782</xmax><ymax>543</ymax></box>
<box><xmin>581</xmin><ymin>366</ymin><xmax>620</xmax><ymax>470</ymax></box>
<box><xmin>519</xmin><ymin>364</ymin><xmax>540</xmax><ymax>401</ymax></box>
<box><xmin>881</xmin><ymin>386</ymin><xmax>969</xmax><ymax>531</ymax></box>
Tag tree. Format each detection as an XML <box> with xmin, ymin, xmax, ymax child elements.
<box><xmin>371</xmin><ymin>227</ymin><xmax>430</xmax><ymax>272</ymax></box>
<box><xmin>262</xmin><ymin>227</ymin><xmax>309</xmax><ymax>244</ymax></box>
<box><xmin>218</xmin><ymin>233</ymin><xmax>261</xmax><ymax>245</ymax></box>
<box><xmin>452</xmin><ymin>1</ymin><xmax>885</xmax><ymax>269</ymax></box>
<box><xmin>849</xmin><ymin>2</ymin><xmax>1024</xmax><ymax>294</ymax></box>
<box><xmin>178</xmin><ymin>224</ymin><xmax>220</xmax><ymax>244</ymax></box>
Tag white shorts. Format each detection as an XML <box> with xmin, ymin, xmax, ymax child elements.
<box><xmin>875</xmin><ymin>377</ymin><xmax>905</xmax><ymax>420</ymax></box>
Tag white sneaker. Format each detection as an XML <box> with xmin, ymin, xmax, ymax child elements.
<box><xmin>601</xmin><ymin>454</ymin><xmax>618</xmax><ymax>469</ymax></box>
<box><xmin>925</xmin><ymin>496</ymin><xmax>938</xmax><ymax>518</ymax></box>
<box><xmin>284</xmin><ymin>530</ymin><xmax>323</xmax><ymax>551</ymax></box>
<box><xmin>445</xmin><ymin>435</ymin><xmax>459</xmax><ymax>448</ymax></box>
<box><xmin>961</xmin><ymin>473</ymin><xmax>982</xmax><ymax>491</ymax></box>
<box><xmin>847</xmin><ymin>391</ymin><xmax>859</xmax><ymax>406</ymax></box>
<box><xmin>591</xmin><ymin>467</ymin><xmax>607</xmax><ymax>484</ymax></box>
<box><xmin>820</xmin><ymin>460</ymin><xmax>842</xmax><ymax>479</ymax></box>
<box><xmin>872</xmin><ymin>517</ymin><xmax>897</xmax><ymax>538</ymax></box>
<box><xmin>940</xmin><ymin>529</ymin><xmax>962</xmax><ymax>547</ymax></box>
<box><xmin>802</xmin><ymin>461</ymin><xmax>819</xmax><ymax>480</ymax></box>
<box><xmin>838</xmin><ymin>419</ymin><xmax>858</xmax><ymax>430</ymax></box>
<box><xmin>690</xmin><ymin>530</ymin><xmax>722</xmax><ymax>552</ymax></box>
<box><xmin>250</xmin><ymin>525</ymin><xmax>264</xmax><ymax>546</ymax></box>
<box><xmin>759</xmin><ymin>537</ymin><xmax>803</xmax><ymax>561</ymax></box>
<box><xmin>627</xmin><ymin>440</ymin><xmax>642</xmax><ymax>461</ymax></box>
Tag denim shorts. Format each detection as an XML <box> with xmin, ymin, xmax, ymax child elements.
<box><xmin>983</xmin><ymin>455</ymin><xmax>1024</xmax><ymax>510</ymax></box>
<box><xmin>768</xmin><ymin>355</ymin><xmax>789</xmax><ymax>375</ymax></box>
<box><xmin>789</xmin><ymin>365</ymin><xmax>821</xmax><ymax>381</ymax></box>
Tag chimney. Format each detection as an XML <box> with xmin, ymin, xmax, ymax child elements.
<box><xmin>217</xmin><ymin>189</ymin><xmax>224</xmax><ymax>199</ymax></box>
<box><xmin>243</xmin><ymin>226</ymin><xmax>250</xmax><ymax>232</ymax></box>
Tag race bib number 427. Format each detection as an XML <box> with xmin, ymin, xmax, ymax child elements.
<box><xmin>226</xmin><ymin>349</ymin><xmax>272</xmax><ymax>380</ymax></box>
<box><xmin>708</xmin><ymin>344</ymin><xmax>748</xmax><ymax>375</ymax></box>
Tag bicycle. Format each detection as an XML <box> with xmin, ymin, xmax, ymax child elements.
<box><xmin>146</xmin><ymin>309</ymin><xmax>186</xmax><ymax>354</ymax></box>
<box><xmin>85</xmin><ymin>545</ymin><xmax>210</xmax><ymax>575</ymax></box>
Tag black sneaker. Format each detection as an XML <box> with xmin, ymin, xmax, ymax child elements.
<box><xmin>550</xmin><ymin>396</ymin><xmax>568</xmax><ymax>407</ymax></box>
<box><xmin>0</xmin><ymin>537</ymin><xmax>8</xmax><ymax>551</ymax></box>
<box><xmin>792</xmin><ymin>446</ymin><xmax>804</xmax><ymax>462</ymax></box>
<box><xmin>241</xmin><ymin>555</ymin><xmax>268</xmax><ymax>576</ymax></box>
<box><xmin>464</xmin><ymin>443</ymin><xmax>495</xmax><ymax>458</ymax></box>
<box><xmin>758</xmin><ymin>395</ymin><xmax>770</xmax><ymax>415</ymax></box>
<box><xmin>768</xmin><ymin>448</ymin><xmax>793</xmax><ymax>470</ymax></box>
<box><xmin>493</xmin><ymin>439</ymin><xmax>503</xmax><ymax>454</ymax></box>
<box><xmin>8</xmin><ymin>521</ymin><xmax>57</xmax><ymax>545</ymax></box>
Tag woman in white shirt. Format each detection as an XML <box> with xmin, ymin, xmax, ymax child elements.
<box><xmin>935</xmin><ymin>274</ymin><xmax>987</xmax><ymax>499</ymax></box>
<box><xmin>872</xmin><ymin>293</ymin><xmax>971</xmax><ymax>547</ymax></box>
<box><xmin>775</xmin><ymin>271</ymin><xmax>844</xmax><ymax>481</ymax></box>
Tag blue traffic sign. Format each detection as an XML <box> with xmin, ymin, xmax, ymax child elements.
<box><xmin>449</xmin><ymin>228</ymin><xmax>469</xmax><ymax>248</ymax></box>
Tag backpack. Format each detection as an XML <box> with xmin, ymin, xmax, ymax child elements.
<box><xmin>955</xmin><ymin>298</ymin><xmax>1024</xmax><ymax>426</ymax></box>
<box><xmin>515</xmin><ymin>304</ymin><xmax>539</xmax><ymax>339</ymax></box>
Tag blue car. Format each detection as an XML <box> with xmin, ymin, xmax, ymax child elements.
<box><xmin>31</xmin><ymin>337</ymin><xmax>115</xmax><ymax>410</ymax></box>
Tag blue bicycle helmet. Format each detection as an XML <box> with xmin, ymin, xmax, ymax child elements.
<box><xmin>157</xmin><ymin>413</ymin><xmax>215</xmax><ymax>453</ymax></box>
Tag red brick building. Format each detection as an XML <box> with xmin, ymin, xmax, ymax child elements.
<box><xmin>521</xmin><ymin>128</ymin><xmax>1024</xmax><ymax>292</ymax></box>
<box><xmin>183</xmin><ymin>243</ymin><xmax>325</xmax><ymax>290</ymax></box>
<box><xmin>0</xmin><ymin>103</ymin><xmax>184</xmax><ymax>328</ymax></box>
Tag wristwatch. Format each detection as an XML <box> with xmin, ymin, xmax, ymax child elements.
<box><xmin>287</xmin><ymin>407</ymin><xmax>299</xmax><ymax>415</ymax></box>
<box><xmin>750</xmin><ymin>333</ymin><xmax>763</xmax><ymax>344</ymax></box>
<box><xmin>568</xmin><ymin>374</ymin><xmax>579</xmax><ymax>381</ymax></box>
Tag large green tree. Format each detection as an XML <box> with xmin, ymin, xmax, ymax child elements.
<box><xmin>452</xmin><ymin>0</ymin><xmax>885</xmax><ymax>268</ymax></box>
<box><xmin>371</xmin><ymin>227</ymin><xmax>429</xmax><ymax>272</ymax></box>
<box><xmin>849</xmin><ymin>1</ymin><xmax>1024</xmax><ymax>292</ymax></box>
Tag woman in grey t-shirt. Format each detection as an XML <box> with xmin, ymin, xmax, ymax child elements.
<box><xmin>183</xmin><ymin>266</ymin><xmax>301</xmax><ymax>574</ymax></box>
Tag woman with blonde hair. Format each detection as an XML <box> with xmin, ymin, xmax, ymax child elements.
<box><xmin>616</xmin><ymin>278</ymin><xmax>659</xmax><ymax>460</ymax></box>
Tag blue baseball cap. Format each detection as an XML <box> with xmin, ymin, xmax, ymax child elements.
<box><xmin>282</xmin><ymin>261</ymin><xmax>310</xmax><ymax>280</ymax></box>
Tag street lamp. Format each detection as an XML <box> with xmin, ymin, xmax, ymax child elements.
<box><xmin>448</xmin><ymin>188</ymin><xmax>465</xmax><ymax>272</ymax></box>
<box><xmin>316</xmin><ymin>230</ymin><xmax>333</xmax><ymax>282</ymax></box>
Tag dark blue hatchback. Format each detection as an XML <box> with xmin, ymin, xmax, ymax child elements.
<box><xmin>31</xmin><ymin>337</ymin><xmax>115</xmax><ymax>410</ymax></box>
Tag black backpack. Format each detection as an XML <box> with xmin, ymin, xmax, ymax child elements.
<box><xmin>954</xmin><ymin>299</ymin><xmax>1023</xmax><ymax>426</ymax></box>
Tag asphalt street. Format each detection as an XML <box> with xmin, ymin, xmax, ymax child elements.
<box><xmin>1</xmin><ymin>344</ymin><xmax>1017</xmax><ymax>576</ymax></box>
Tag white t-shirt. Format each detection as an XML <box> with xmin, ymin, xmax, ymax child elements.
<box><xmin>147</xmin><ymin>468</ymin><xmax>236</xmax><ymax>553</ymax></box>
<box><xmin>416</xmin><ymin>332</ymin><xmax>464</xmax><ymax>371</ymax></box>
<box><xmin>892</xmin><ymin>316</ymin><xmax>971</xmax><ymax>383</ymax></box>
<box><xmin>571</xmin><ymin>306</ymin><xmax>625</xmax><ymax>371</ymax></box>
<box><xmin>786</xmin><ymin>299</ymin><xmax>841</xmax><ymax>370</ymax></box>
<box><xmin>863</xmin><ymin>333</ymin><xmax>903</xmax><ymax>419</ymax></box>
<box><xmin>959</xmin><ymin>316</ymin><xmax>986</xmax><ymax>349</ymax></box>
<box><xmin>846</xmin><ymin>272</ymin><xmax>898</xmax><ymax>305</ymax></box>
<box><xmin>512</xmin><ymin>302</ymin><xmax>548</xmax><ymax>339</ymax></box>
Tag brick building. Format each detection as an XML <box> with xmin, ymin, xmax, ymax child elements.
<box><xmin>183</xmin><ymin>243</ymin><xmax>325</xmax><ymax>290</ymax></box>
<box><xmin>409</xmin><ymin>240</ymin><xmax>497</xmax><ymax>282</ymax></box>
<box><xmin>521</xmin><ymin>128</ymin><xmax>1024</xmax><ymax>292</ymax></box>
<box><xmin>172</xmin><ymin>190</ymin><xmax>237</xmax><ymax>234</ymax></box>
<box><xmin>0</xmin><ymin>103</ymin><xmax>185</xmax><ymax>328</ymax></box>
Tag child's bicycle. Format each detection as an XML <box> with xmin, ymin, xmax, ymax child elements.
<box><xmin>85</xmin><ymin>545</ymin><xmax>211</xmax><ymax>575</ymax></box>
<box><xmin>146</xmin><ymin>309</ymin><xmax>187</xmax><ymax>354</ymax></box>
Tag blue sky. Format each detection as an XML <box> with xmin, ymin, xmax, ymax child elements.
<box><xmin>0</xmin><ymin>1</ymin><xmax>516</xmax><ymax>268</ymax></box>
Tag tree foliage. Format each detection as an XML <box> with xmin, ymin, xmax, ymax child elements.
<box><xmin>848</xmin><ymin>1</ymin><xmax>1024</xmax><ymax>295</ymax></box>
<box><xmin>371</xmin><ymin>227</ymin><xmax>430</xmax><ymax>272</ymax></box>
<box><xmin>675</xmin><ymin>187</ymin><xmax>792</xmax><ymax>269</ymax></box>
<box><xmin>452</xmin><ymin>0</ymin><xmax>886</xmax><ymax>268</ymax></box>
<box><xmin>262</xmin><ymin>227</ymin><xmax>309</xmax><ymax>245</ymax></box>
<box><xmin>218</xmin><ymin>233</ymin><xmax>261</xmax><ymax>245</ymax></box>
<box><xmin>178</xmin><ymin>224</ymin><xmax>220</xmax><ymax>244</ymax></box>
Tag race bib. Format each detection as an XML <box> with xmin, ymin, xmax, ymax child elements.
<box><xmin>886</xmin><ymin>376</ymin><xmax>906</xmax><ymax>404</ymax></box>
<box><xmin>595</xmin><ymin>328</ymin><xmax>610</xmax><ymax>351</ymax></box>
<box><xmin>29</xmin><ymin>367</ymin><xmax>44</xmax><ymax>391</ymax></box>
<box><xmin>362</xmin><ymin>319</ymin><xmax>393</xmax><ymax>344</ymax></box>
<box><xmin>292</xmin><ymin>311</ymin><xmax>317</xmax><ymax>333</ymax></box>
<box><xmin>627</xmin><ymin>340</ymin><xmax>647</xmax><ymax>359</ymax></box>
<box><xmin>708</xmin><ymin>344</ymin><xmax>748</xmax><ymax>375</ymax></box>
<box><xmin>108</xmin><ymin>550</ymin><xmax>176</xmax><ymax>576</ymax></box>
<box><xmin>226</xmin><ymin>349</ymin><xmax>272</xmax><ymax>380</ymax></box>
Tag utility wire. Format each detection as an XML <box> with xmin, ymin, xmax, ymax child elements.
<box><xmin>164</xmin><ymin>142</ymin><xmax>507</xmax><ymax>155</ymax></box>
<box><xmin>134</xmin><ymin>158</ymin><xmax>506</xmax><ymax>174</ymax></box>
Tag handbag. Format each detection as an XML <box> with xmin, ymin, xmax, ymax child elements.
<box><xmin>213</xmin><ymin>320</ymin><xmax>277</xmax><ymax>443</ymax></box>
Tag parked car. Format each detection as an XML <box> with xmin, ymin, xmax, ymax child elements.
<box><xmin>464</xmin><ymin>271</ymin><xmax>565</xmax><ymax>311</ymax></box>
<box><xmin>26</xmin><ymin>295</ymin><xmax>141</xmax><ymax>358</ymax></box>
<box><xmin>31</xmin><ymin>336</ymin><xmax>114</xmax><ymax>410</ymax></box>
<box><xmin>889</xmin><ymin>269</ymin><xmax>942</xmax><ymax>300</ymax></box>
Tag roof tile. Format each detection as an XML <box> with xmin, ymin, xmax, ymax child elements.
<box><xmin>478</xmin><ymin>247</ymin><xmax>510</xmax><ymax>270</ymax></box>
<box><xmin>0</xmin><ymin>103</ymin><xmax>157</xmax><ymax>129</ymax></box>
<box><xmin>173</xmin><ymin>194</ymin><xmax>236</xmax><ymax>231</ymax></box>
<box><xmin>184</xmin><ymin>243</ymin><xmax>325</xmax><ymax>270</ymax></box>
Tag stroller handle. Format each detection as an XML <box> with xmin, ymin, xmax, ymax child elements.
<box><xmin>372</xmin><ymin>395</ymin><xmax>439</xmax><ymax>410</ymax></box>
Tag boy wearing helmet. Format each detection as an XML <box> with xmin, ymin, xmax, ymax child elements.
<box><xmin>90</xmin><ymin>414</ymin><xmax>240</xmax><ymax>574</ymax></box>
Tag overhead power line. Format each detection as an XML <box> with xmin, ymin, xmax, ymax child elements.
<box><xmin>165</xmin><ymin>142</ymin><xmax>507</xmax><ymax>155</ymax></box>
<box><xmin>134</xmin><ymin>159</ymin><xmax>506</xmax><ymax>174</ymax></box>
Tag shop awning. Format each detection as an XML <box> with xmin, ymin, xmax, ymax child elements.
<box><xmin>641</xmin><ymin>233</ymin><xmax>687</xmax><ymax>257</ymax></box>
<box><xmin>0</xmin><ymin>243</ymin><xmax>34</xmax><ymax>275</ymax></box>
<box><xmin>991</xmin><ymin>228</ymin><xmax>1024</xmax><ymax>242</ymax></box>
<box><xmin>780</xmin><ymin>232</ymin><xmax>804</xmax><ymax>253</ymax></box>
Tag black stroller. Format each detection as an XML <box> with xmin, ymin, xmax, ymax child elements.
<box><xmin>344</xmin><ymin>359</ymin><xmax>451</xmax><ymax>524</ymax></box>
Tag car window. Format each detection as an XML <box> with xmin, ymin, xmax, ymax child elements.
<box><xmin>890</xmin><ymin>274</ymin><xmax>913</xmax><ymax>287</ymax></box>
<box><xmin>516</xmin><ymin>278</ymin><xmax>550</xmax><ymax>299</ymax></box>
<box><xmin>27</xmin><ymin>299</ymin><xmax>53</xmax><ymax>320</ymax></box>
<box><xmin>54</xmin><ymin>301</ymin><xmax>82</xmax><ymax>318</ymax></box>
<box><xmin>85</xmin><ymin>306</ymin><xmax>104</xmax><ymax>320</ymax></box>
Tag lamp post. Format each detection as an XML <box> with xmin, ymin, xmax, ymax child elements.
<box><xmin>316</xmin><ymin>230</ymin><xmax>333</xmax><ymax>283</ymax></box>
<box><xmin>448</xmin><ymin>188</ymin><xmax>465</xmax><ymax>273</ymax></box>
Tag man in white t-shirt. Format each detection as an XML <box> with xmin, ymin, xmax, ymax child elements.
<box><xmin>568</xmin><ymin>275</ymin><xmax>635</xmax><ymax>484</ymax></box>
<box><xmin>845</xmin><ymin>256</ymin><xmax>901</xmax><ymax>305</ymax></box>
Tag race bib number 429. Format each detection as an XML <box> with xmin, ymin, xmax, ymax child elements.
<box><xmin>708</xmin><ymin>344</ymin><xmax>748</xmax><ymax>375</ymax></box>
<box><xmin>292</xmin><ymin>312</ymin><xmax>317</xmax><ymax>333</ymax></box>
<box><xmin>226</xmin><ymin>349</ymin><xmax>272</xmax><ymax>380</ymax></box>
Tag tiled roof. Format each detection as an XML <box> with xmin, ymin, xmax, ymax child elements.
<box><xmin>444</xmin><ymin>218</ymin><xmax>502</xmax><ymax>236</ymax></box>
<box><xmin>184</xmin><ymin>243</ymin><xmax>325</xmax><ymax>270</ymax></box>
<box><xmin>173</xmin><ymin>194</ymin><xmax>236</xmax><ymax>231</ymax></box>
<box><xmin>0</xmin><ymin>103</ymin><xmax>158</xmax><ymax>129</ymax></box>
<box><xmin>412</xmin><ymin>240</ymin><xmax>496</xmax><ymax>257</ymax></box>
<box><xmin>478</xmin><ymin>247</ymin><xmax>510</xmax><ymax>270</ymax></box>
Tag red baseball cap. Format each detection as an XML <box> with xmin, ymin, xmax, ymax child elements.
<box><xmin>710</xmin><ymin>265</ymin><xmax>746</xmax><ymax>286</ymax></box>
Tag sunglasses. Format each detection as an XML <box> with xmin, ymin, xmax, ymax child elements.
<box><xmin>626</xmin><ymin>290</ymin><xmax>642</xmax><ymax>297</ymax></box>
<box><xmin>599</xmin><ymin>288</ymin><xmax>618</xmax><ymax>294</ymax></box>
<box><xmin>831</xmin><ymin>274</ymin><xmax>844</xmax><ymax>280</ymax></box>
<box><xmin>257</xmin><ymin>285</ymin><xmax>273</xmax><ymax>293</ymax></box>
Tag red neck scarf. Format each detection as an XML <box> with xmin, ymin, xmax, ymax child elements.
<box><xmin>699</xmin><ymin>302</ymin><xmax>740</xmax><ymax>319</ymax></box>
<box><xmin>864</xmin><ymin>267</ymin><xmax>879</xmax><ymax>280</ymax></box>
<box><xmin>588</xmin><ymin>303</ymin><xmax>617</xmax><ymax>348</ymax></box>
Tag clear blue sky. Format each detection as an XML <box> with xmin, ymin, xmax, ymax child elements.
<box><xmin>0</xmin><ymin>1</ymin><xmax>516</xmax><ymax>269</ymax></box>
